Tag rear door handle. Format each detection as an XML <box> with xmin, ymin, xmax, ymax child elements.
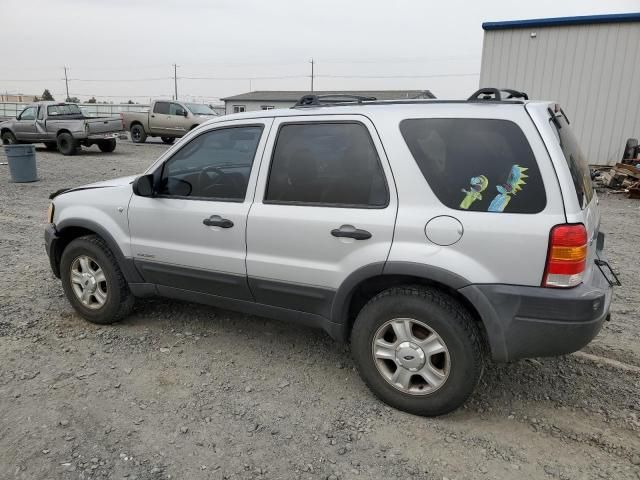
<box><xmin>203</xmin><ymin>215</ymin><xmax>233</xmax><ymax>228</ymax></box>
<box><xmin>331</xmin><ymin>225</ymin><xmax>371</xmax><ymax>240</ymax></box>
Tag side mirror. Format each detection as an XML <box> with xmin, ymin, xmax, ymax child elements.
<box><xmin>182</xmin><ymin>110</ymin><xmax>188</xmax><ymax>117</ymax></box>
<box><xmin>132</xmin><ymin>174</ymin><xmax>155</xmax><ymax>197</ymax></box>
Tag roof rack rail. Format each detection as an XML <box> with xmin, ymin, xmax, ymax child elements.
<box><xmin>467</xmin><ymin>88</ymin><xmax>529</xmax><ymax>102</ymax></box>
<box><xmin>293</xmin><ymin>94</ymin><xmax>378</xmax><ymax>107</ymax></box>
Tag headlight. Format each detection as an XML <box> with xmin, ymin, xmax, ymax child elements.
<box><xmin>47</xmin><ymin>202</ymin><xmax>55</xmax><ymax>223</ymax></box>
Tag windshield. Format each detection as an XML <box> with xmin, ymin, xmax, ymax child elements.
<box><xmin>185</xmin><ymin>103</ymin><xmax>216</xmax><ymax>115</ymax></box>
<box><xmin>47</xmin><ymin>104</ymin><xmax>82</xmax><ymax>116</ymax></box>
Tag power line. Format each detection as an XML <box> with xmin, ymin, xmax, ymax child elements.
<box><xmin>317</xmin><ymin>73</ymin><xmax>480</xmax><ymax>79</ymax></box>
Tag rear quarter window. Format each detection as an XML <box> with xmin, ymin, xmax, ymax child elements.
<box><xmin>400</xmin><ymin>118</ymin><xmax>546</xmax><ymax>214</ymax></box>
<box><xmin>550</xmin><ymin>113</ymin><xmax>593</xmax><ymax>209</ymax></box>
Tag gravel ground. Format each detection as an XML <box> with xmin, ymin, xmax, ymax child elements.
<box><xmin>1</xmin><ymin>140</ymin><xmax>639</xmax><ymax>480</ymax></box>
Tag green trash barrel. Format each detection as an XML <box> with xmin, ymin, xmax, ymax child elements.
<box><xmin>4</xmin><ymin>144</ymin><xmax>38</xmax><ymax>183</ymax></box>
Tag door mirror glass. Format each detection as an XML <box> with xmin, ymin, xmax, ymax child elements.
<box><xmin>132</xmin><ymin>174</ymin><xmax>155</xmax><ymax>197</ymax></box>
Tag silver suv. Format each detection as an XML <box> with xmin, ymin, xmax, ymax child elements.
<box><xmin>45</xmin><ymin>89</ymin><xmax>616</xmax><ymax>416</ymax></box>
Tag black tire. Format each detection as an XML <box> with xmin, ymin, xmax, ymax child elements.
<box><xmin>97</xmin><ymin>139</ymin><xmax>117</xmax><ymax>153</ymax></box>
<box><xmin>350</xmin><ymin>286</ymin><xmax>484</xmax><ymax>417</ymax></box>
<box><xmin>1</xmin><ymin>131</ymin><xmax>17</xmax><ymax>145</ymax></box>
<box><xmin>160</xmin><ymin>136</ymin><xmax>175</xmax><ymax>145</ymax></box>
<box><xmin>130</xmin><ymin>124</ymin><xmax>147</xmax><ymax>143</ymax></box>
<box><xmin>44</xmin><ymin>142</ymin><xmax>57</xmax><ymax>150</ymax></box>
<box><xmin>60</xmin><ymin>235</ymin><xmax>134</xmax><ymax>324</ymax></box>
<box><xmin>57</xmin><ymin>132</ymin><xmax>78</xmax><ymax>156</ymax></box>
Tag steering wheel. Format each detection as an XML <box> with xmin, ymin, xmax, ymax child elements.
<box><xmin>198</xmin><ymin>166</ymin><xmax>225</xmax><ymax>192</ymax></box>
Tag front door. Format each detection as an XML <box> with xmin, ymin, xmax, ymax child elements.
<box><xmin>246</xmin><ymin>116</ymin><xmax>397</xmax><ymax>314</ymax></box>
<box><xmin>13</xmin><ymin>106</ymin><xmax>38</xmax><ymax>140</ymax></box>
<box><xmin>128</xmin><ymin>118</ymin><xmax>273</xmax><ymax>300</ymax></box>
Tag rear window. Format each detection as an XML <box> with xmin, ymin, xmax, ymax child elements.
<box><xmin>550</xmin><ymin>113</ymin><xmax>593</xmax><ymax>209</ymax></box>
<box><xmin>400</xmin><ymin>118</ymin><xmax>546</xmax><ymax>214</ymax></box>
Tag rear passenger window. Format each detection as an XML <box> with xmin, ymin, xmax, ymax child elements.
<box><xmin>400</xmin><ymin>118</ymin><xmax>546</xmax><ymax>213</ymax></box>
<box><xmin>265</xmin><ymin>123</ymin><xmax>388</xmax><ymax>207</ymax></box>
<box><xmin>154</xmin><ymin>102</ymin><xmax>170</xmax><ymax>114</ymax></box>
<box><xmin>550</xmin><ymin>114</ymin><xmax>593</xmax><ymax>209</ymax></box>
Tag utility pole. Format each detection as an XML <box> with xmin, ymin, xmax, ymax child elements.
<box><xmin>310</xmin><ymin>58</ymin><xmax>315</xmax><ymax>92</ymax></box>
<box><xmin>173</xmin><ymin>64</ymin><xmax>178</xmax><ymax>100</ymax></box>
<box><xmin>64</xmin><ymin>66</ymin><xmax>70</xmax><ymax>100</ymax></box>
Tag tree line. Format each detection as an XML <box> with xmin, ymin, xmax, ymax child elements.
<box><xmin>31</xmin><ymin>89</ymin><xmax>136</xmax><ymax>104</ymax></box>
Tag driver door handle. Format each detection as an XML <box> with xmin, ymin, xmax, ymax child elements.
<box><xmin>203</xmin><ymin>215</ymin><xmax>233</xmax><ymax>228</ymax></box>
<box><xmin>331</xmin><ymin>225</ymin><xmax>372</xmax><ymax>240</ymax></box>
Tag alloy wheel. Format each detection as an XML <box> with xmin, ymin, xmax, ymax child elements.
<box><xmin>372</xmin><ymin>318</ymin><xmax>450</xmax><ymax>395</ymax></box>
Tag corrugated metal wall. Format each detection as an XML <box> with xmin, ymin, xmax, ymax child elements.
<box><xmin>480</xmin><ymin>22</ymin><xmax>640</xmax><ymax>165</ymax></box>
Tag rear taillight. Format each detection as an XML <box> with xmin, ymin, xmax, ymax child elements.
<box><xmin>542</xmin><ymin>224</ymin><xmax>588</xmax><ymax>288</ymax></box>
<box><xmin>120</xmin><ymin>113</ymin><xmax>124</xmax><ymax>130</ymax></box>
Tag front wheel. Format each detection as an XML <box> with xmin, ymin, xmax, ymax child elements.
<box><xmin>57</xmin><ymin>132</ymin><xmax>78</xmax><ymax>155</ymax></box>
<box><xmin>1</xmin><ymin>131</ymin><xmax>17</xmax><ymax>145</ymax></box>
<box><xmin>161</xmin><ymin>136</ymin><xmax>175</xmax><ymax>145</ymax></box>
<box><xmin>130</xmin><ymin>124</ymin><xmax>147</xmax><ymax>143</ymax></box>
<box><xmin>350</xmin><ymin>286</ymin><xmax>484</xmax><ymax>416</ymax></box>
<box><xmin>60</xmin><ymin>235</ymin><xmax>134</xmax><ymax>324</ymax></box>
<box><xmin>97</xmin><ymin>139</ymin><xmax>117</xmax><ymax>153</ymax></box>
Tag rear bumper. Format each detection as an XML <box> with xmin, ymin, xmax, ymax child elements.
<box><xmin>87</xmin><ymin>132</ymin><xmax>120</xmax><ymax>141</ymax></box>
<box><xmin>460</xmin><ymin>262</ymin><xmax>613</xmax><ymax>362</ymax></box>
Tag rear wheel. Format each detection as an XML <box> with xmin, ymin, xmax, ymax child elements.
<box><xmin>1</xmin><ymin>131</ymin><xmax>17</xmax><ymax>145</ymax></box>
<box><xmin>44</xmin><ymin>142</ymin><xmax>57</xmax><ymax>150</ymax></box>
<box><xmin>130</xmin><ymin>124</ymin><xmax>147</xmax><ymax>143</ymax></box>
<box><xmin>60</xmin><ymin>235</ymin><xmax>134</xmax><ymax>324</ymax></box>
<box><xmin>97</xmin><ymin>139</ymin><xmax>117</xmax><ymax>152</ymax></box>
<box><xmin>57</xmin><ymin>132</ymin><xmax>78</xmax><ymax>156</ymax></box>
<box><xmin>350</xmin><ymin>286</ymin><xmax>484</xmax><ymax>416</ymax></box>
<box><xmin>161</xmin><ymin>136</ymin><xmax>175</xmax><ymax>145</ymax></box>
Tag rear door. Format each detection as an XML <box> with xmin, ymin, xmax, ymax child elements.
<box><xmin>128</xmin><ymin>118</ymin><xmax>272</xmax><ymax>300</ymax></box>
<box><xmin>246</xmin><ymin>115</ymin><xmax>397</xmax><ymax>314</ymax></box>
<box><xmin>149</xmin><ymin>101</ymin><xmax>170</xmax><ymax>135</ymax></box>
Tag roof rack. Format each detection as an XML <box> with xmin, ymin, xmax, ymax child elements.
<box><xmin>467</xmin><ymin>88</ymin><xmax>529</xmax><ymax>101</ymax></box>
<box><xmin>293</xmin><ymin>94</ymin><xmax>378</xmax><ymax>107</ymax></box>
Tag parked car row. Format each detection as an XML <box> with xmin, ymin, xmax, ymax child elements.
<box><xmin>0</xmin><ymin>99</ymin><xmax>219</xmax><ymax>155</ymax></box>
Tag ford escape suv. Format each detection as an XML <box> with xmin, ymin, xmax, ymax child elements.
<box><xmin>45</xmin><ymin>88</ymin><xmax>616</xmax><ymax>416</ymax></box>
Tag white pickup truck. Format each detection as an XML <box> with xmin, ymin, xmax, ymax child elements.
<box><xmin>121</xmin><ymin>100</ymin><xmax>218</xmax><ymax>144</ymax></box>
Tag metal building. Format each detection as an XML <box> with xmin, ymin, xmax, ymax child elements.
<box><xmin>480</xmin><ymin>13</ymin><xmax>640</xmax><ymax>165</ymax></box>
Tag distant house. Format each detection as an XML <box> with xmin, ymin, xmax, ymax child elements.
<box><xmin>221</xmin><ymin>90</ymin><xmax>435</xmax><ymax>114</ymax></box>
<box><xmin>0</xmin><ymin>93</ymin><xmax>38</xmax><ymax>102</ymax></box>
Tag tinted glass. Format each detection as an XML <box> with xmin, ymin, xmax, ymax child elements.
<box><xmin>169</xmin><ymin>103</ymin><xmax>185</xmax><ymax>116</ymax></box>
<box><xmin>550</xmin><ymin>114</ymin><xmax>593</xmax><ymax>209</ymax></box>
<box><xmin>159</xmin><ymin>126</ymin><xmax>263</xmax><ymax>200</ymax></box>
<box><xmin>400</xmin><ymin>118</ymin><xmax>546</xmax><ymax>213</ymax></box>
<box><xmin>47</xmin><ymin>104</ymin><xmax>82</xmax><ymax>116</ymax></box>
<box><xmin>265</xmin><ymin>123</ymin><xmax>388</xmax><ymax>207</ymax></box>
<box><xmin>20</xmin><ymin>107</ymin><xmax>36</xmax><ymax>120</ymax></box>
<box><xmin>154</xmin><ymin>102</ymin><xmax>170</xmax><ymax>114</ymax></box>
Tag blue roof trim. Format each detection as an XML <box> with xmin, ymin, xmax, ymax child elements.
<box><xmin>483</xmin><ymin>12</ymin><xmax>640</xmax><ymax>30</ymax></box>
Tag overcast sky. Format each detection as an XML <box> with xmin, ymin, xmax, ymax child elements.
<box><xmin>1</xmin><ymin>0</ymin><xmax>637</xmax><ymax>103</ymax></box>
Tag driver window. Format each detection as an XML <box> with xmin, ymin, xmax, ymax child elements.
<box><xmin>159</xmin><ymin>125</ymin><xmax>264</xmax><ymax>201</ymax></box>
<box><xmin>20</xmin><ymin>107</ymin><xmax>37</xmax><ymax>120</ymax></box>
<box><xmin>169</xmin><ymin>103</ymin><xmax>185</xmax><ymax>116</ymax></box>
